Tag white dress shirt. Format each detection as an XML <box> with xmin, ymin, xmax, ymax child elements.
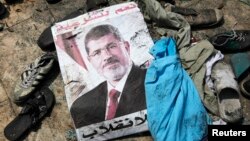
<box><xmin>105</xmin><ymin>64</ymin><xmax>133</xmax><ymax>119</ymax></box>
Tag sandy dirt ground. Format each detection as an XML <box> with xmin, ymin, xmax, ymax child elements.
<box><xmin>0</xmin><ymin>0</ymin><xmax>250</xmax><ymax>140</ymax></box>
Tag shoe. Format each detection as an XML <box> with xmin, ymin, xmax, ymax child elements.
<box><xmin>13</xmin><ymin>53</ymin><xmax>56</xmax><ymax>104</ymax></box>
<box><xmin>37</xmin><ymin>8</ymin><xmax>85</xmax><ymax>51</ymax></box>
<box><xmin>86</xmin><ymin>0</ymin><xmax>109</xmax><ymax>12</ymax></box>
<box><xmin>46</xmin><ymin>0</ymin><xmax>61</xmax><ymax>4</ymax></box>
<box><xmin>171</xmin><ymin>6</ymin><xmax>223</xmax><ymax>27</ymax></box>
<box><xmin>210</xmin><ymin>30</ymin><xmax>250</xmax><ymax>52</ymax></box>
<box><xmin>37</xmin><ymin>26</ymin><xmax>55</xmax><ymax>52</ymax></box>
<box><xmin>4</xmin><ymin>88</ymin><xmax>55</xmax><ymax>141</ymax></box>
<box><xmin>240</xmin><ymin>74</ymin><xmax>250</xmax><ymax>97</ymax></box>
<box><xmin>0</xmin><ymin>2</ymin><xmax>6</xmax><ymax>19</ymax></box>
<box><xmin>211</xmin><ymin>61</ymin><xmax>243</xmax><ymax>123</ymax></box>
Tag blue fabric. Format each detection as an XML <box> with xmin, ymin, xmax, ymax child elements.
<box><xmin>145</xmin><ymin>38</ymin><xmax>211</xmax><ymax>141</ymax></box>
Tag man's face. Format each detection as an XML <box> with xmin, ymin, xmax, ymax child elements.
<box><xmin>87</xmin><ymin>33</ymin><xmax>130</xmax><ymax>82</ymax></box>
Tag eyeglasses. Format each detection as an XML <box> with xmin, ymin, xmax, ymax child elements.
<box><xmin>88</xmin><ymin>42</ymin><xmax>123</xmax><ymax>59</ymax></box>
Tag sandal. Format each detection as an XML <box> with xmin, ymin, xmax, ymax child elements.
<box><xmin>4</xmin><ymin>88</ymin><xmax>55</xmax><ymax>141</ymax></box>
<box><xmin>13</xmin><ymin>53</ymin><xmax>56</xmax><ymax>104</ymax></box>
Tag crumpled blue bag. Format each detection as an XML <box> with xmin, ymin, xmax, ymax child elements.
<box><xmin>145</xmin><ymin>38</ymin><xmax>211</xmax><ymax>141</ymax></box>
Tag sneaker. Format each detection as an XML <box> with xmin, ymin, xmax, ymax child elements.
<box><xmin>171</xmin><ymin>6</ymin><xmax>223</xmax><ymax>27</ymax></box>
<box><xmin>210</xmin><ymin>30</ymin><xmax>250</xmax><ymax>52</ymax></box>
<box><xmin>13</xmin><ymin>53</ymin><xmax>56</xmax><ymax>104</ymax></box>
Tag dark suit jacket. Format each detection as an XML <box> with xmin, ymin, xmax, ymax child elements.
<box><xmin>70</xmin><ymin>65</ymin><xmax>146</xmax><ymax>128</ymax></box>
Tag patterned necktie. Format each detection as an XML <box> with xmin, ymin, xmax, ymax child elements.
<box><xmin>106</xmin><ymin>89</ymin><xmax>120</xmax><ymax>120</ymax></box>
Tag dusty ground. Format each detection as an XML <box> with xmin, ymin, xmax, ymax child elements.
<box><xmin>0</xmin><ymin>0</ymin><xmax>250</xmax><ymax>141</ymax></box>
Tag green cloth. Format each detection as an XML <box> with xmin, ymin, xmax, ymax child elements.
<box><xmin>230</xmin><ymin>52</ymin><xmax>250</xmax><ymax>81</ymax></box>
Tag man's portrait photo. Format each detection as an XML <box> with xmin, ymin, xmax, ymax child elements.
<box><xmin>52</xmin><ymin>4</ymin><xmax>154</xmax><ymax>139</ymax></box>
<box><xmin>70</xmin><ymin>24</ymin><xmax>148</xmax><ymax>128</ymax></box>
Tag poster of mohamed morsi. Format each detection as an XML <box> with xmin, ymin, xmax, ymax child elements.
<box><xmin>51</xmin><ymin>2</ymin><xmax>154</xmax><ymax>140</ymax></box>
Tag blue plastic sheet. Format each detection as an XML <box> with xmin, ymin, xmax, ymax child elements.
<box><xmin>145</xmin><ymin>38</ymin><xmax>211</xmax><ymax>141</ymax></box>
